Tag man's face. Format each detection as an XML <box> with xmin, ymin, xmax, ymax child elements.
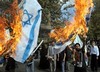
<box><xmin>75</xmin><ymin>44</ymin><xmax>80</xmax><ymax>49</ymax></box>
<box><xmin>92</xmin><ymin>41</ymin><xmax>95</xmax><ymax>46</ymax></box>
<box><xmin>52</xmin><ymin>42</ymin><xmax>55</xmax><ymax>45</ymax></box>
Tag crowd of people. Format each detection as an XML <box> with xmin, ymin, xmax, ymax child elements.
<box><xmin>0</xmin><ymin>40</ymin><xmax>100</xmax><ymax>72</ymax></box>
<box><xmin>38</xmin><ymin>40</ymin><xmax>100</xmax><ymax>72</ymax></box>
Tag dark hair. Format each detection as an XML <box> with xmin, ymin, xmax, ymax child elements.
<box><xmin>90</xmin><ymin>40</ymin><xmax>95</xmax><ymax>44</ymax></box>
<box><xmin>74</xmin><ymin>43</ymin><xmax>80</xmax><ymax>47</ymax></box>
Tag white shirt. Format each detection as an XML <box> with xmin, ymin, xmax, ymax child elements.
<box><xmin>90</xmin><ymin>46</ymin><xmax>99</xmax><ymax>56</ymax></box>
<box><xmin>48</xmin><ymin>46</ymin><xmax>54</xmax><ymax>56</ymax></box>
<box><xmin>47</xmin><ymin>45</ymin><xmax>56</xmax><ymax>60</ymax></box>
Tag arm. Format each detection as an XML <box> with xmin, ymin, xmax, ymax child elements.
<box><xmin>68</xmin><ymin>45</ymin><xmax>73</xmax><ymax>51</ymax></box>
<box><xmin>84</xmin><ymin>52</ymin><xmax>88</xmax><ymax>59</ymax></box>
<box><xmin>84</xmin><ymin>45</ymin><xmax>88</xmax><ymax>59</ymax></box>
<box><xmin>96</xmin><ymin>46</ymin><xmax>99</xmax><ymax>59</ymax></box>
<box><xmin>72</xmin><ymin>49</ymin><xmax>76</xmax><ymax>61</ymax></box>
<box><xmin>46</xmin><ymin>47</ymin><xmax>49</xmax><ymax>58</ymax></box>
<box><xmin>63</xmin><ymin>52</ymin><xmax>66</xmax><ymax>61</ymax></box>
<box><xmin>72</xmin><ymin>49</ymin><xmax>76</xmax><ymax>65</ymax></box>
<box><xmin>57</xmin><ymin>54</ymin><xmax>59</xmax><ymax>61</ymax></box>
<box><xmin>26</xmin><ymin>54</ymin><xmax>36</xmax><ymax>63</ymax></box>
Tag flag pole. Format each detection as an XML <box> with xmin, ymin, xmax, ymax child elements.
<box><xmin>31</xmin><ymin>40</ymin><xmax>44</xmax><ymax>55</ymax></box>
<box><xmin>25</xmin><ymin>40</ymin><xmax>44</xmax><ymax>62</ymax></box>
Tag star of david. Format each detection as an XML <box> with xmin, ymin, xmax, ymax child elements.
<box><xmin>22</xmin><ymin>9</ymin><xmax>33</xmax><ymax>27</ymax></box>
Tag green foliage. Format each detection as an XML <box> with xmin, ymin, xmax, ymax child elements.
<box><xmin>0</xmin><ymin>0</ymin><xmax>13</xmax><ymax>10</ymax></box>
<box><xmin>88</xmin><ymin>0</ymin><xmax>100</xmax><ymax>40</ymax></box>
<box><xmin>39</xmin><ymin>0</ymin><xmax>64</xmax><ymax>28</ymax></box>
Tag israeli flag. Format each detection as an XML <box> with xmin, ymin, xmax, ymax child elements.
<box><xmin>74</xmin><ymin>35</ymin><xmax>83</xmax><ymax>48</ymax></box>
<box><xmin>52</xmin><ymin>40</ymin><xmax>72</xmax><ymax>55</ymax></box>
<box><xmin>12</xmin><ymin>0</ymin><xmax>42</xmax><ymax>63</ymax></box>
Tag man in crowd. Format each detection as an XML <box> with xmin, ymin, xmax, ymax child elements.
<box><xmin>90</xmin><ymin>40</ymin><xmax>99</xmax><ymax>72</ymax></box>
<box><xmin>25</xmin><ymin>54</ymin><xmax>36</xmax><ymax>72</ymax></box>
<box><xmin>73</xmin><ymin>43</ymin><xmax>87</xmax><ymax>72</ymax></box>
<box><xmin>47</xmin><ymin>42</ymin><xmax>56</xmax><ymax>72</ymax></box>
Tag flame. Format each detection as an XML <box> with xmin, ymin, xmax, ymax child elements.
<box><xmin>49</xmin><ymin>0</ymin><xmax>93</xmax><ymax>42</ymax></box>
<box><xmin>0</xmin><ymin>0</ymin><xmax>22</xmax><ymax>56</ymax></box>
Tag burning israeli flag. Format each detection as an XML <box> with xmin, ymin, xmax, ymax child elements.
<box><xmin>12</xmin><ymin>0</ymin><xmax>42</xmax><ymax>63</ymax></box>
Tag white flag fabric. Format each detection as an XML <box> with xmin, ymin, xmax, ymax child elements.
<box><xmin>74</xmin><ymin>35</ymin><xmax>83</xmax><ymax>48</ymax></box>
<box><xmin>51</xmin><ymin>35</ymin><xmax>83</xmax><ymax>55</ymax></box>
<box><xmin>12</xmin><ymin>0</ymin><xmax>42</xmax><ymax>63</ymax></box>
<box><xmin>52</xmin><ymin>40</ymin><xmax>72</xmax><ymax>55</ymax></box>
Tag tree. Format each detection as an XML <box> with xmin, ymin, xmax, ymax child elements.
<box><xmin>39</xmin><ymin>0</ymin><xmax>64</xmax><ymax>28</ymax></box>
<box><xmin>88</xmin><ymin>0</ymin><xmax>100</xmax><ymax>40</ymax></box>
<box><xmin>0</xmin><ymin>0</ymin><xmax>13</xmax><ymax>7</ymax></box>
<box><xmin>38</xmin><ymin>0</ymin><xmax>66</xmax><ymax>41</ymax></box>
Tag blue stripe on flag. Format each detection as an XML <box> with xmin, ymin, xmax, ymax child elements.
<box><xmin>56</xmin><ymin>42</ymin><xmax>63</xmax><ymax>46</ymax></box>
<box><xmin>22</xmin><ymin>10</ymin><xmax>41</xmax><ymax>62</ymax></box>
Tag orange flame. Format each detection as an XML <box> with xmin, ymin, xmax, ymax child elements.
<box><xmin>49</xmin><ymin>0</ymin><xmax>93</xmax><ymax>42</ymax></box>
<box><xmin>0</xmin><ymin>0</ymin><xmax>22</xmax><ymax>56</ymax></box>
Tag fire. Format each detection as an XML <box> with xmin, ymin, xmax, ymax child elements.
<box><xmin>0</xmin><ymin>44</ymin><xmax>2</xmax><ymax>52</ymax></box>
<box><xmin>49</xmin><ymin>0</ymin><xmax>93</xmax><ymax>42</ymax></box>
<box><xmin>0</xmin><ymin>0</ymin><xmax>22</xmax><ymax>56</ymax></box>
